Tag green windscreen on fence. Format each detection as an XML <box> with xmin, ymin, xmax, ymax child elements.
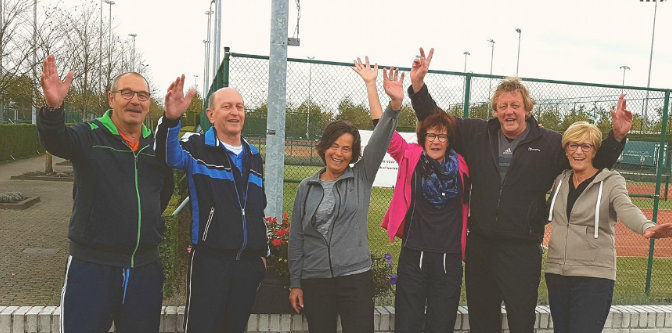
<box><xmin>204</xmin><ymin>51</ymin><xmax>672</xmax><ymax>305</ymax></box>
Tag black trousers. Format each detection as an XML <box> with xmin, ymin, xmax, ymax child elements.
<box><xmin>464</xmin><ymin>233</ymin><xmax>542</xmax><ymax>333</ymax></box>
<box><xmin>301</xmin><ymin>270</ymin><xmax>374</xmax><ymax>333</ymax></box>
<box><xmin>183</xmin><ymin>247</ymin><xmax>266</xmax><ymax>333</ymax></box>
<box><xmin>60</xmin><ymin>256</ymin><xmax>164</xmax><ymax>333</ymax></box>
<box><xmin>395</xmin><ymin>247</ymin><xmax>462</xmax><ymax>333</ymax></box>
<box><xmin>546</xmin><ymin>273</ymin><xmax>615</xmax><ymax>333</ymax></box>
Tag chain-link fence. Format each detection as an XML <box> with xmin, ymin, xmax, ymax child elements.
<box><xmin>203</xmin><ymin>51</ymin><xmax>672</xmax><ymax>304</ymax></box>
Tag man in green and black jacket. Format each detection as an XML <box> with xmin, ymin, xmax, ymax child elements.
<box><xmin>37</xmin><ymin>55</ymin><xmax>173</xmax><ymax>333</ymax></box>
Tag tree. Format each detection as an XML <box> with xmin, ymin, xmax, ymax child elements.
<box><xmin>336</xmin><ymin>96</ymin><xmax>372</xmax><ymax>130</ymax></box>
<box><xmin>397</xmin><ymin>104</ymin><xmax>417</xmax><ymax>132</ymax></box>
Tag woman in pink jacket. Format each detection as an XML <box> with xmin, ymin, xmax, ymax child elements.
<box><xmin>353</xmin><ymin>57</ymin><xmax>469</xmax><ymax>333</ymax></box>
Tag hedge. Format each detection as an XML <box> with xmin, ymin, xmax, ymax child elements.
<box><xmin>160</xmin><ymin>170</ymin><xmax>191</xmax><ymax>299</ymax></box>
<box><xmin>0</xmin><ymin>124</ymin><xmax>45</xmax><ymax>162</ymax></box>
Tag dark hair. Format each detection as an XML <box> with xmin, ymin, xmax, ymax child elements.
<box><xmin>316</xmin><ymin>121</ymin><xmax>362</xmax><ymax>164</ymax></box>
<box><xmin>416</xmin><ymin>109</ymin><xmax>457</xmax><ymax>150</ymax></box>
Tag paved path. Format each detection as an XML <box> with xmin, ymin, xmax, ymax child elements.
<box><xmin>0</xmin><ymin>155</ymin><xmax>72</xmax><ymax>305</ymax></box>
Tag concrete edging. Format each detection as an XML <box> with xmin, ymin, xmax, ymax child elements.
<box><xmin>0</xmin><ymin>197</ymin><xmax>40</xmax><ymax>210</ymax></box>
<box><xmin>1</xmin><ymin>305</ymin><xmax>672</xmax><ymax>332</ymax></box>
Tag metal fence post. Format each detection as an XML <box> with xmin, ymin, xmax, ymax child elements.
<box><xmin>645</xmin><ymin>89</ymin><xmax>670</xmax><ymax>295</ymax></box>
<box><xmin>463</xmin><ymin>73</ymin><xmax>472</xmax><ymax>118</ymax></box>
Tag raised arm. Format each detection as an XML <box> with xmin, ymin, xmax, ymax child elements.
<box><xmin>156</xmin><ymin>75</ymin><xmax>198</xmax><ymax>170</ymax></box>
<box><xmin>36</xmin><ymin>55</ymin><xmax>82</xmax><ymax>160</ymax></box>
<box><xmin>582</xmin><ymin>95</ymin><xmax>630</xmax><ymax>170</ymax></box>
<box><xmin>355</xmin><ymin>62</ymin><xmax>403</xmax><ymax>183</ymax></box>
<box><xmin>407</xmin><ymin>47</ymin><xmax>441</xmax><ymax>122</ymax></box>
<box><xmin>352</xmin><ymin>57</ymin><xmax>384</xmax><ymax>120</ymax></box>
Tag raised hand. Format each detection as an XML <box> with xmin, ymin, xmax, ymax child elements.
<box><xmin>383</xmin><ymin>67</ymin><xmax>404</xmax><ymax>110</ymax></box>
<box><xmin>410</xmin><ymin>47</ymin><xmax>433</xmax><ymax>93</ymax></box>
<box><xmin>352</xmin><ymin>56</ymin><xmax>378</xmax><ymax>85</ymax></box>
<box><xmin>165</xmin><ymin>74</ymin><xmax>197</xmax><ymax>120</ymax></box>
<box><xmin>611</xmin><ymin>94</ymin><xmax>633</xmax><ymax>142</ymax></box>
<box><xmin>40</xmin><ymin>55</ymin><xmax>75</xmax><ymax>108</ymax></box>
<box><xmin>644</xmin><ymin>223</ymin><xmax>672</xmax><ymax>239</ymax></box>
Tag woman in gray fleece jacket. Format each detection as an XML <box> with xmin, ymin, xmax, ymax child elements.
<box><xmin>545</xmin><ymin>120</ymin><xmax>672</xmax><ymax>333</ymax></box>
<box><xmin>287</xmin><ymin>58</ymin><xmax>403</xmax><ymax>333</ymax></box>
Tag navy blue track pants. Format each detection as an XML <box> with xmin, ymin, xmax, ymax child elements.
<box><xmin>60</xmin><ymin>256</ymin><xmax>164</xmax><ymax>333</ymax></box>
<box><xmin>183</xmin><ymin>247</ymin><xmax>266</xmax><ymax>333</ymax></box>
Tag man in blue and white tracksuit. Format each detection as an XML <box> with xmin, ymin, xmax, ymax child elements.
<box><xmin>156</xmin><ymin>78</ymin><xmax>267</xmax><ymax>333</ymax></box>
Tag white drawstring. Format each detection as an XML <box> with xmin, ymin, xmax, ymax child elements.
<box><xmin>419</xmin><ymin>251</ymin><xmax>424</xmax><ymax>270</ymax></box>
<box><xmin>594</xmin><ymin>181</ymin><xmax>604</xmax><ymax>239</ymax></box>
<box><xmin>548</xmin><ymin>181</ymin><xmax>563</xmax><ymax>222</ymax></box>
<box><xmin>443</xmin><ymin>253</ymin><xmax>447</xmax><ymax>274</ymax></box>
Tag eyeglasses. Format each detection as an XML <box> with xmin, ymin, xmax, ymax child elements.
<box><xmin>567</xmin><ymin>143</ymin><xmax>594</xmax><ymax>152</ymax></box>
<box><xmin>426</xmin><ymin>133</ymin><xmax>448</xmax><ymax>143</ymax></box>
<box><xmin>112</xmin><ymin>89</ymin><xmax>151</xmax><ymax>102</ymax></box>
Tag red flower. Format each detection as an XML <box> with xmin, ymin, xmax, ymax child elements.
<box><xmin>271</xmin><ymin>239</ymin><xmax>282</xmax><ymax>247</ymax></box>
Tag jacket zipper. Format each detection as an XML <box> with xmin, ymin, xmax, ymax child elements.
<box><xmin>326</xmin><ymin>184</ymin><xmax>340</xmax><ymax>277</ymax></box>
<box><xmin>229</xmin><ymin>154</ymin><xmax>251</xmax><ymax>261</ymax></box>
<box><xmin>562</xmin><ymin>173</ymin><xmax>598</xmax><ymax>265</ymax></box>
<box><xmin>128</xmin><ymin>144</ymin><xmax>150</xmax><ymax>268</ymax></box>
<box><xmin>492</xmin><ymin>131</ymin><xmax>538</xmax><ymax>226</ymax></box>
<box><xmin>202</xmin><ymin>207</ymin><xmax>215</xmax><ymax>241</ymax></box>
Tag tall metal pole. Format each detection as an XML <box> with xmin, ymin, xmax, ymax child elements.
<box><xmin>205</xmin><ymin>7</ymin><xmax>214</xmax><ymax>92</ymax></box>
<box><xmin>1</xmin><ymin>0</ymin><xmax>4</xmax><ymax>122</ymax></box>
<box><xmin>265</xmin><ymin>0</ymin><xmax>289</xmax><ymax>220</ymax></box>
<box><xmin>203</xmin><ymin>40</ymin><xmax>209</xmax><ymax>94</ymax></box>
<box><xmin>516</xmin><ymin>28</ymin><xmax>522</xmax><ymax>76</ymax></box>
<box><xmin>128</xmin><ymin>33</ymin><xmax>137</xmax><ymax>71</ymax></box>
<box><xmin>31</xmin><ymin>0</ymin><xmax>37</xmax><ymax>124</ymax></box>
<box><xmin>306</xmin><ymin>55</ymin><xmax>314</xmax><ymax>139</ymax></box>
<box><xmin>488</xmin><ymin>39</ymin><xmax>495</xmax><ymax>117</ymax></box>
<box><xmin>99</xmin><ymin>0</ymin><xmax>103</xmax><ymax>93</ymax></box>
<box><xmin>643</xmin><ymin>1</ymin><xmax>661</xmax><ymax>132</ymax></box>
<box><xmin>463</xmin><ymin>51</ymin><xmax>470</xmax><ymax>72</ymax></box>
<box><xmin>194</xmin><ymin>74</ymin><xmax>198</xmax><ymax>93</ymax></box>
<box><xmin>213</xmin><ymin>0</ymin><xmax>221</xmax><ymax>80</ymax></box>
<box><xmin>620</xmin><ymin>66</ymin><xmax>630</xmax><ymax>93</ymax></box>
<box><xmin>104</xmin><ymin>0</ymin><xmax>114</xmax><ymax>89</ymax></box>
<box><xmin>462</xmin><ymin>51</ymin><xmax>470</xmax><ymax>112</ymax></box>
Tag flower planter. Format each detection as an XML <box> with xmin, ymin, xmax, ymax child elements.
<box><xmin>251</xmin><ymin>274</ymin><xmax>294</xmax><ymax>314</ymax></box>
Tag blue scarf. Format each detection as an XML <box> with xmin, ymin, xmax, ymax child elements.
<box><xmin>419</xmin><ymin>149</ymin><xmax>459</xmax><ymax>209</ymax></box>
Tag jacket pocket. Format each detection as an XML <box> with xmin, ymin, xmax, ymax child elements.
<box><xmin>546</xmin><ymin>225</ymin><xmax>566</xmax><ymax>263</ymax></box>
<box><xmin>565</xmin><ymin>225</ymin><xmax>598</xmax><ymax>262</ymax></box>
<box><xmin>202</xmin><ymin>207</ymin><xmax>215</xmax><ymax>241</ymax></box>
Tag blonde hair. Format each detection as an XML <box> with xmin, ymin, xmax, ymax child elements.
<box><xmin>490</xmin><ymin>77</ymin><xmax>537</xmax><ymax>115</ymax></box>
<box><xmin>562</xmin><ymin>121</ymin><xmax>602</xmax><ymax>150</ymax></box>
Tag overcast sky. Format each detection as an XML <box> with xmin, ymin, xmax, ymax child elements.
<box><xmin>50</xmin><ymin>0</ymin><xmax>672</xmax><ymax>98</ymax></box>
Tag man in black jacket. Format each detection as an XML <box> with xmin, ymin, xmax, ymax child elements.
<box><xmin>408</xmin><ymin>48</ymin><xmax>631</xmax><ymax>333</ymax></box>
<box><xmin>156</xmin><ymin>75</ymin><xmax>267</xmax><ymax>333</ymax></box>
<box><xmin>37</xmin><ymin>55</ymin><xmax>174</xmax><ymax>333</ymax></box>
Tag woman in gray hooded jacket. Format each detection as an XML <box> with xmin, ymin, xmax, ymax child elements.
<box><xmin>287</xmin><ymin>58</ymin><xmax>404</xmax><ymax>333</ymax></box>
<box><xmin>545</xmin><ymin>118</ymin><xmax>672</xmax><ymax>333</ymax></box>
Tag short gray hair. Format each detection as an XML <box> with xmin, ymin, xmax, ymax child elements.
<box><xmin>110</xmin><ymin>72</ymin><xmax>150</xmax><ymax>92</ymax></box>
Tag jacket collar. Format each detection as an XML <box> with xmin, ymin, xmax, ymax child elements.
<box><xmin>204</xmin><ymin>126</ymin><xmax>258</xmax><ymax>155</ymax></box>
<box><xmin>307</xmin><ymin>166</ymin><xmax>355</xmax><ymax>184</ymax></box>
<box><xmin>560</xmin><ymin>168</ymin><xmax>618</xmax><ymax>184</ymax></box>
<box><xmin>95</xmin><ymin>109</ymin><xmax>152</xmax><ymax>138</ymax></box>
